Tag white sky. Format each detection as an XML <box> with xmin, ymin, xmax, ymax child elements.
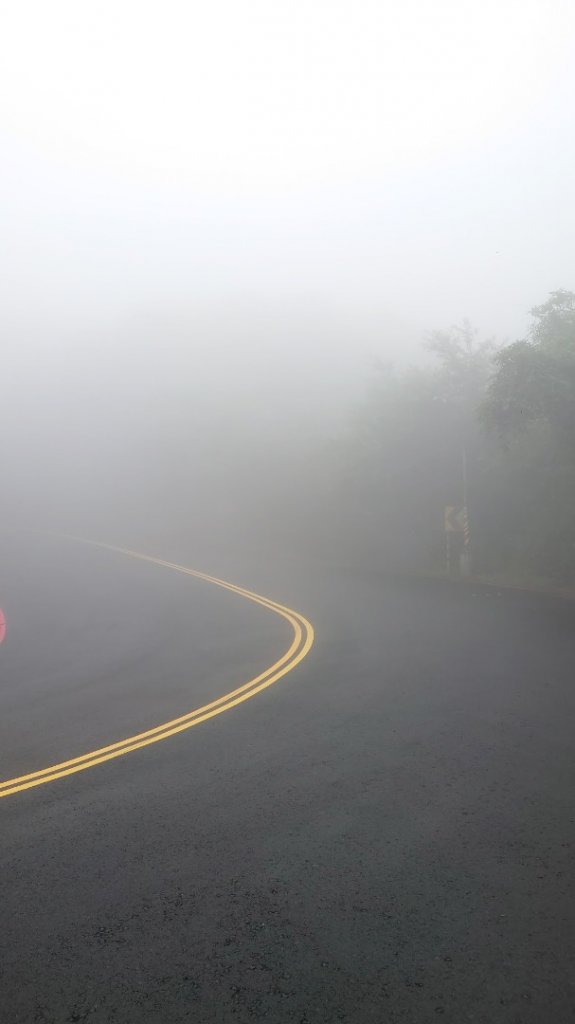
<box><xmin>1</xmin><ymin>0</ymin><xmax>574</xmax><ymax>380</ymax></box>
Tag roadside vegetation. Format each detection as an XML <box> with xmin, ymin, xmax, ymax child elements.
<box><xmin>298</xmin><ymin>290</ymin><xmax>575</xmax><ymax>586</ymax></box>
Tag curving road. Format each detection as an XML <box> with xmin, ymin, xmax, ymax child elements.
<box><xmin>1</xmin><ymin>533</ymin><xmax>574</xmax><ymax>1023</ymax></box>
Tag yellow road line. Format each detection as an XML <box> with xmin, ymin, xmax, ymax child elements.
<box><xmin>0</xmin><ymin>542</ymin><xmax>314</xmax><ymax>799</ymax></box>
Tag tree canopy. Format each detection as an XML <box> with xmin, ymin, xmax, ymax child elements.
<box><xmin>305</xmin><ymin>291</ymin><xmax>575</xmax><ymax>584</ymax></box>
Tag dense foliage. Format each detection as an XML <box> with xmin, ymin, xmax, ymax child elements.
<box><xmin>314</xmin><ymin>291</ymin><xmax>575</xmax><ymax>583</ymax></box>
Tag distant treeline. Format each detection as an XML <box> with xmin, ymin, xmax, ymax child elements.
<box><xmin>295</xmin><ymin>290</ymin><xmax>575</xmax><ymax>584</ymax></box>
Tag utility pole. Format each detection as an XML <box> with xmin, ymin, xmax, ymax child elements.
<box><xmin>459</xmin><ymin>442</ymin><xmax>471</xmax><ymax>577</ymax></box>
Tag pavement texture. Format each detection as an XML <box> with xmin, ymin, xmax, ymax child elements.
<box><xmin>1</xmin><ymin>532</ymin><xmax>574</xmax><ymax>1024</ymax></box>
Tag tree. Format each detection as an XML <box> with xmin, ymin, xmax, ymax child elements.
<box><xmin>481</xmin><ymin>291</ymin><xmax>575</xmax><ymax>579</ymax></box>
<box><xmin>305</xmin><ymin>293</ymin><xmax>575</xmax><ymax>583</ymax></box>
<box><xmin>482</xmin><ymin>290</ymin><xmax>575</xmax><ymax>456</ymax></box>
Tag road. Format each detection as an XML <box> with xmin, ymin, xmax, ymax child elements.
<box><xmin>1</xmin><ymin>533</ymin><xmax>574</xmax><ymax>1023</ymax></box>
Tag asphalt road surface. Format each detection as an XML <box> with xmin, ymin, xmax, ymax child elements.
<box><xmin>1</xmin><ymin>532</ymin><xmax>574</xmax><ymax>1023</ymax></box>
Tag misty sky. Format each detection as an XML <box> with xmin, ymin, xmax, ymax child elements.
<box><xmin>1</xmin><ymin>0</ymin><xmax>574</xmax><ymax>438</ymax></box>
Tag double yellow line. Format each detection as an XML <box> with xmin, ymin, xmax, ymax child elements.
<box><xmin>0</xmin><ymin>543</ymin><xmax>314</xmax><ymax>799</ymax></box>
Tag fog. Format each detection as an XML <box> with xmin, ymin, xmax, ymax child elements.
<box><xmin>2</xmin><ymin>0</ymin><xmax>574</xmax><ymax>576</ymax></box>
